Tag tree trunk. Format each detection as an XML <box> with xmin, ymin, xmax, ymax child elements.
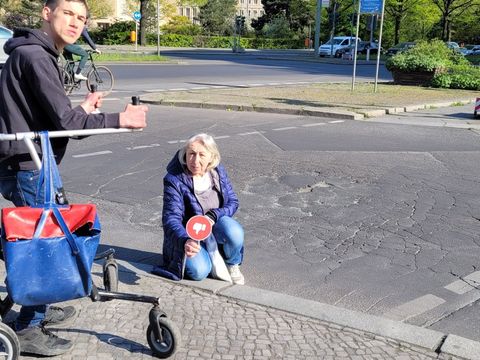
<box><xmin>441</xmin><ymin>13</ymin><xmax>448</xmax><ymax>40</ymax></box>
<box><xmin>140</xmin><ymin>0</ymin><xmax>148</xmax><ymax>46</ymax></box>
<box><xmin>394</xmin><ymin>17</ymin><xmax>401</xmax><ymax>45</ymax></box>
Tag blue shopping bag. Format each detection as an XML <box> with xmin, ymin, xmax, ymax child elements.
<box><xmin>1</xmin><ymin>132</ymin><xmax>101</xmax><ymax>306</ymax></box>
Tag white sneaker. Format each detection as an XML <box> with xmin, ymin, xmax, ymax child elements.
<box><xmin>74</xmin><ymin>73</ymin><xmax>88</xmax><ymax>81</ymax></box>
<box><xmin>227</xmin><ymin>264</ymin><xmax>245</xmax><ymax>285</ymax></box>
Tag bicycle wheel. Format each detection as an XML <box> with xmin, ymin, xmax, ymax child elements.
<box><xmin>60</xmin><ymin>68</ymin><xmax>74</xmax><ymax>95</ymax></box>
<box><xmin>87</xmin><ymin>66</ymin><xmax>114</xmax><ymax>95</ymax></box>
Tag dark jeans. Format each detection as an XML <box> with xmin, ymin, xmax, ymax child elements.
<box><xmin>0</xmin><ymin>165</ymin><xmax>47</xmax><ymax>330</ymax></box>
<box><xmin>64</xmin><ymin>44</ymin><xmax>88</xmax><ymax>74</ymax></box>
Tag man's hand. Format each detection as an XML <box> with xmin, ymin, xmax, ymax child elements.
<box><xmin>119</xmin><ymin>103</ymin><xmax>148</xmax><ymax>129</ymax></box>
<box><xmin>80</xmin><ymin>91</ymin><xmax>104</xmax><ymax>113</ymax></box>
<box><xmin>94</xmin><ymin>49</ymin><xmax>102</xmax><ymax>54</ymax></box>
<box><xmin>184</xmin><ymin>239</ymin><xmax>201</xmax><ymax>258</ymax></box>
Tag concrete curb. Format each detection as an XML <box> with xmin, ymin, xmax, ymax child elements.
<box><xmin>141</xmin><ymin>95</ymin><xmax>476</xmax><ymax>124</ymax></box>
<box><xmin>140</xmin><ymin>98</ymin><xmax>364</xmax><ymax>120</ymax></box>
<box><xmin>108</xmin><ymin>259</ymin><xmax>480</xmax><ymax>360</ymax></box>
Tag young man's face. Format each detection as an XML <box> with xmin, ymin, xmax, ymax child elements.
<box><xmin>42</xmin><ymin>0</ymin><xmax>87</xmax><ymax>49</ymax></box>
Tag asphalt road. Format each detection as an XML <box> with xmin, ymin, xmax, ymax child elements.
<box><xmin>51</xmin><ymin>99</ymin><xmax>480</xmax><ymax>343</ymax></box>
<box><xmin>2</xmin><ymin>55</ymin><xmax>480</xmax><ymax>345</ymax></box>
<box><xmin>70</xmin><ymin>50</ymin><xmax>393</xmax><ymax>96</ymax></box>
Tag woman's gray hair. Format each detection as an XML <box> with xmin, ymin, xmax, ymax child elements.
<box><xmin>178</xmin><ymin>133</ymin><xmax>221</xmax><ymax>172</ymax></box>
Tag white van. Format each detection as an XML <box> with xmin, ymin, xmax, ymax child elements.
<box><xmin>319</xmin><ymin>36</ymin><xmax>361</xmax><ymax>57</ymax></box>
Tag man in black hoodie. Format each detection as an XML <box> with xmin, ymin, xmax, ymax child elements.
<box><xmin>0</xmin><ymin>0</ymin><xmax>148</xmax><ymax>356</ymax></box>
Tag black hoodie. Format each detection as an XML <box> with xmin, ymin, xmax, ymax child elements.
<box><xmin>0</xmin><ymin>28</ymin><xmax>120</xmax><ymax>170</ymax></box>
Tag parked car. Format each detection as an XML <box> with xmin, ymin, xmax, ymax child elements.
<box><xmin>319</xmin><ymin>36</ymin><xmax>361</xmax><ymax>57</ymax></box>
<box><xmin>457</xmin><ymin>47</ymin><xmax>472</xmax><ymax>56</ymax></box>
<box><xmin>385</xmin><ymin>42</ymin><xmax>416</xmax><ymax>56</ymax></box>
<box><xmin>335</xmin><ymin>41</ymin><xmax>381</xmax><ymax>58</ymax></box>
<box><xmin>471</xmin><ymin>45</ymin><xmax>480</xmax><ymax>55</ymax></box>
<box><xmin>0</xmin><ymin>25</ymin><xmax>13</xmax><ymax>67</ymax></box>
<box><xmin>446</xmin><ymin>41</ymin><xmax>460</xmax><ymax>50</ymax></box>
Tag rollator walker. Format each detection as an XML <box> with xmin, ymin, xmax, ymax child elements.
<box><xmin>0</xmin><ymin>126</ymin><xmax>180</xmax><ymax>359</ymax></box>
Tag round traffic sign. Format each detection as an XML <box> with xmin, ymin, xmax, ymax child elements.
<box><xmin>186</xmin><ymin>215</ymin><xmax>212</xmax><ymax>241</ymax></box>
<box><xmin>133</xmin><ymin>11</ymin><xmax>141</xmax><ymax>21</ymax></box>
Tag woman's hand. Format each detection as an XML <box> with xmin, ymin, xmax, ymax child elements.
<box><xmin>184</xmin><ymin>239</ymin><xmax>201</xmax><ymax>258</ymax></box>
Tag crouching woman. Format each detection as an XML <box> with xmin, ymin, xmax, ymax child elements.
<box><xmin>153</xmin><ymin>133</ymin><xmax>245</xmax><ymax>285</ymax></box>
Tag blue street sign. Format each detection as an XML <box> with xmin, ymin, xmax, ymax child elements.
<box><xmin>360</xmin><ymin>0</ymin><xmax>382</xmax><ymax>13</ymax></box>
<box><xmin>133</xmin><ymin>11</ymin><xmax>141</xmax><ymax>21</ymax></box>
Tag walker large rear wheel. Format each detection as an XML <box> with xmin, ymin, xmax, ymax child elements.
<box><xmin>146</xmin><ymin>317</ymin><xmax>180</xmax><ymax>358</ymax></box>
<box><xmin>0</xmin><ymin>322</ymin><xmax>20</xmax><ymax>360</ymax></box>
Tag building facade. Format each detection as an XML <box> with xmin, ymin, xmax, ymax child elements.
<box><xmin>178</xmin><ymin>0</ymin><xmax>264</xmax><ymax>24</ymax></box>
<box><xmin>96</xmin><ymin>1</ymin><xmax>265</xmax><ymax>27</ymax></box>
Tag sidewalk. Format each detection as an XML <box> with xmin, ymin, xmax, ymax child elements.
<box><xmin>3</xmin><ymin>259</ymin><xmax>477</xmax><ymax>360</ymax></box>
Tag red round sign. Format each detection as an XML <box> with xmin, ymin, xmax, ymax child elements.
<box><xmin>186</xmin><ymin>215</ymin><xmax>212</xmax><ymax>241</ymax></box>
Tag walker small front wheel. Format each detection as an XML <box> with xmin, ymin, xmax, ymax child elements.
<box><xmin>0</xmin><ymin>322</ymin><xmax>20</xmax><ymax>360</ymax></box>
<box><xmin>147</xmin><ymin>317</ymin><xmax>180</xmax><ymax>358</ymax></box>
<box><xmin>103</xmin><ymin>264</ymin><xmax>118</xmax><ymax>292</ymax></box>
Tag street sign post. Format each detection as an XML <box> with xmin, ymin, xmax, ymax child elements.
<box><xmin>351</xmin><ymin>0</ymin><xmax>385</xmax><ymax>92</ymax></box>
<box><xmin>360</xmin><ymin>0</ymin><xmax>382</xmax><ymax>13</ymax></box>
<box><xmin>133</xmin><ymin>11</ymin><xmax>141</xmax><ymax>51</ymax></box>
<box><xmin>133</xmin><ymin>11</ymin><xmax>141</xmax><ymax>21</ymax></box>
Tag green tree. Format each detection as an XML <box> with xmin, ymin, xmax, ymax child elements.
<box><xmin>252</xmin><ymin>0</ymin><xmax>316</xmax><ymax>35</ymax></box>
<box><xmin>262</xmin><ymin>14</ymin><xmax>294</xmax><ymax>38</ymax></box>
<box><xmin>88</xmin><ymin>0</ymin><xmax>113</xmax><ymax>19</ymax></box>
<box><xmin>197</xmin><ymin>0</ymin><xmax>237</xmax><ymax>35</ymax></box>
<box><xmin>385</xmin><ymin>0</ymin><xmax>421</xmax><ymax>45</ymax></box>
<box><xmin>451</xmin><ymin>5</ymin><xmax>480</xmax><ymax>43</ymax></box>
<box><xmin>126</xmin><ymin>0</ymin><xmax>177</xmax><ymax>46</ymax></box>
<box><xmin>431</xmin><ymin>0</ymin><xmax>477</xmax><ymax>40</ymax></box>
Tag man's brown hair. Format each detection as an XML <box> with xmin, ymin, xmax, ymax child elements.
<box><xmin>44</xmin><ymin>0</ymin><xmax>89</xmax><ymax>13</ymax></box>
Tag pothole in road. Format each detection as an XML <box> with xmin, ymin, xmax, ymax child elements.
<box><xmin>279</xmin><ymin>174</ymin><xmax>332</xmax><ymax>193</ymax></box>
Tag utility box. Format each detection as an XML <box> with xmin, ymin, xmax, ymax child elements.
<box><xmin>130</xmin><ymin>31</ymin><xmax>136</xmax><ymax>43</ymax></box>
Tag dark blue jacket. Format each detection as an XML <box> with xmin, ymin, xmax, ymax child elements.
<box><xmin>152</xmin><ymin>151</ymin><xmax>239</xmax><ymax>280</ymax></box>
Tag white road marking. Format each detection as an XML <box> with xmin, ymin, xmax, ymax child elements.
<box><xmin>238</xmin><ymin>131</ymin><xmax>263</xmax><ymax>136</ymax></box>
<box><xmin>213</xmin><ymin>135</ymin><xmax>230</xmax><ymax>140</ymax></box>
<box><xmin>127</xmin><ymin>144</ymin><xmax>161</xmax><ymax>150</ymax></box>
<box><xmin>144</xmin><ymin>89</ymin><xmax>166</xmax><ymax>92</ymax></box>
<box><xmin>328</xmin><ymin>120</ymin><xmax>345</xmax><ymax>124</ymax></box>
<box><xmin>445</xmin><ymin>271</ymin><xmax>480</xmax><ymax>295</ymax></box>
<box><xmin>72</xmin><ymin>151</ymin><xmax>112</xmax><ymax>158</ymax></box>
<box><xmin>273</xmin><ymin>127</ymin><xmax>298</xmax><ymax>131</ymax></box>
<box><xmin>384</xmin><ymin>294</ymin><xmax>445</xmax><ymax>321</ymax></box>
<box><xmin>302</xmin><ymin>123</ymin><xmax>326</xmax><ymax>127</ymax></box>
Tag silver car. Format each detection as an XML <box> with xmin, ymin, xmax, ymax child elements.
<box><xmin>0</xmin><ymin>25</ymin><xmax>13</xmax><ymax>67</ymax></box>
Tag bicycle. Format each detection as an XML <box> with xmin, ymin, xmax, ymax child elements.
<box><xmin>60</xmin><ymin>49</ymin><xmax>114</xmax><ymax>95</ymax></box>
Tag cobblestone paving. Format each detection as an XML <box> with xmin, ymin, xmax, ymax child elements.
<box><xmin>13</xmin><ymin>269</ymin><xmax>453</xmax><ymax>360</ymax></box>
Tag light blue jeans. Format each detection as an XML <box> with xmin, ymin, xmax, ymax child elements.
<box><xmin>185</xmin><ymin>216</ymin><xmax>244</xmax><ymax>281</ymax></box>
<box><xmin>0</xmin><ymin>165</ymin><xmax>47</xmax><ymax>330</ymax></box>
